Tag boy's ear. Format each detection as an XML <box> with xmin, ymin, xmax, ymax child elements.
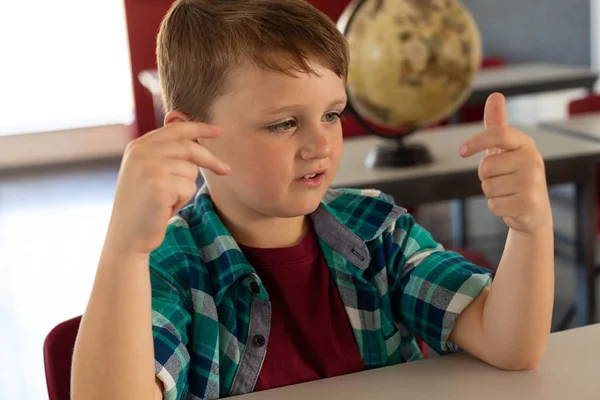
<box><xmin>164</xmin><ymin>110</ymin><xmax>192</xmax><ymax>125</ymax></box>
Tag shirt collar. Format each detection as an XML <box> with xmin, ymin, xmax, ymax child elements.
<box><xmin>189</xmin><ymin>186</ymin><xmax>404</xmax><ymax>305</ymax></box>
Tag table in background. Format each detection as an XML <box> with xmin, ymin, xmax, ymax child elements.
<box><xmin>239</xmin><ymin>324</ymin><xmax>600</xmax><ymax>400</ymax></box>
<box><xmin>333</xmin><ymin>123</ymin><xmax>600</xmax><ymax>327</ymax></box>
<box><xmin>468</xmin><ymin>62</ymin><xmax>598</xmax><ymax>104</ymax></box>
<box><xmin>541</xmin><ymin>113</ymin><xmax>600</xmax><ymax>141</ymax></box>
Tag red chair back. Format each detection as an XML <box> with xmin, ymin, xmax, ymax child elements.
<box><xmin>43</xmin><ymin>316</ymin><xmax>82</xmax><ymax>400</ymax></box>
<box><xmin>569</xmin><ymin>94</ymin><xmax>600</xmax><ymax>116</ymax></box>
<box><xmin>306</xmin><ymin>0</ymin><xmax>350</xmax><ymax>21</ymax></box>
<box><xmin>123</xmin><ymin>0</ymin><xmax>175</xmax><ymax>138</ymax></box>
<box><xmin>481</xmin><ymin>56</ymin><xmax>505</xmax><ymax>69</ymax></box>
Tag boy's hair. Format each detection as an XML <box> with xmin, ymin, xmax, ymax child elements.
<box><xmin>156</xmin><ymin>0</ymin><xmax>350</xmax><ymax>123</ymax></box>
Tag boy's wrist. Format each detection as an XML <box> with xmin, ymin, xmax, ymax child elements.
<box><xmin>510</xmin><ymin>218</ymin><xmax>553</xmax><ymax>240</ymax></box>
<box><xmin>102</xmin><ymin>235</ymin><xmax>153</xmax><ymax>265</ymax></box>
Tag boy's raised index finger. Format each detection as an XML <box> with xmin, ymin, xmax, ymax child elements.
<box><xmin>171</xmin><ymin>121</ymin><xmax>222</xmax><ymax>139</ymax></box>
<box><xmin>484</xmin><ymin>92</ymin><xmax>508</xmax><ymax>129</ymax></box>
<box><xmin>151</xmin><ymin>121</ymin><xmax>221</xmax><ymax>141</ymax></box>
<box><xmin>459</xmin><ymin>126</ymin><xmax>521</xmax><ymax>157</ymax></box>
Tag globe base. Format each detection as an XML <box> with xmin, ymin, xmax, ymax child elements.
<box><xmin>365</xmin><ymin>139</ymin><xmax>433</xmax><ymax>168</ymax></box>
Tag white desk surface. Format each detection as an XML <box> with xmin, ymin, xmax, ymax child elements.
<box><xmin>239</xmin><ymin>324</ymin><xmax>600</xmax><ymax>400</ymax></box>
<box><xmin>473</xmin><ymin>62</ymin><xmax>596</xmax><ymax>91</ymax></box>
<box><xmin>333</xmin><ymin>123</ymin><xmax>600</xmax><ymax>188</ymax></box>
<box><xmin>542</xmin><ymin>113</ymin><xmax>600</xmax><ymax>142</ymax></box>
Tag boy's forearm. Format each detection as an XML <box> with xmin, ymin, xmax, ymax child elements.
<box><xmin>71</xmin><ymin>246</ymin><xmax>157</xmax><ymax>400</ymax></box>
<box><xmin>481</xmin><ymin>225</ymin><xmax>554</xmax><ymax>369</ymax></box>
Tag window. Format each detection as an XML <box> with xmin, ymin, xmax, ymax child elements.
<box><xmin>0</xmin><ymin>0</ymin><xmax>134</xmax><ymax>136</ymax></box>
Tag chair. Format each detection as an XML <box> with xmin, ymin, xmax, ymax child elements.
<box><xmin>481</xmin><ymin>56</ymin><xmax>505</xmax><ymax>69</ymax></box>
<box><xmin>569</xmin><ymin>94</ymin><xmax>600</xmax><ymax>116</ymax></box>
<box><xmin>43</xmin><ymin>315</ymin><xmax>82</xmax><ymax>400</ymax></box>
<box><xmin>123</xmin><ymin>0</ymin><xmax>176</xmax><ymax>139</ymax></box>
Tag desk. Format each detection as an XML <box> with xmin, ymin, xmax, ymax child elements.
<box><xmin>468</xmin><ymin>63</ymin><xmax>598</xmax><ymax>104</ymax></box>
<box><xmin>333</xmin><ymin>123</ymin><xmax>600</xmax><ymax>327</ymax></box>
<box><xmin>239</xmin><ymin>324</ymin><xmax>600</xmax><ymax>400</ymax></box>
<box><xmin>541</xmin><ymin>113</ymin><xmax>600</xmax><ymax>142</ymax></box>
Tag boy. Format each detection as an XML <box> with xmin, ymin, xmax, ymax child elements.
<box><xmin>71</xmin><ymin>1</ymin><xmax>554</xmax><ymax>399</ymax></box>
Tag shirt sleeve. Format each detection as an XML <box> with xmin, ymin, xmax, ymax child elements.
<box><xmin>387</xmin><ymin>213</ymin><xmax>492</xmax><ymax>355</ymax></box>
<box><xmin>150</xmin><ymin>252</ymin><xmax>192</xmax><ymax>400</ymax></box>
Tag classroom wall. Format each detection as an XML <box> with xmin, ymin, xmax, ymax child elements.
<box><xmin>462</xmin><ymin>0</ymin><xmax>591</xmax><ymax>66</ymax></box>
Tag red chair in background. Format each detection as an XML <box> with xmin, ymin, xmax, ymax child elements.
<box><xmin>306</xmin><ymin>0</ymin><xmax>349</xmax><ymax>22</ymax></box>
<box><xmin>123</xmin><ymin>0</ymin><xmax>175</xmax><ymax>139</ymax></box>
<box><xmin>569</xmin><ymin>94</ymin><xmax>600</xmax><ymax>116</ymax></box>
<box><xmin>43</xmin><ymin>315</ymin><xmax>82</xmax><ymax>400</ymax></box>
<box><xmin>481</xmin><ymin>56</ymin><xmax>505</xmax><ymax>69</ymax></box>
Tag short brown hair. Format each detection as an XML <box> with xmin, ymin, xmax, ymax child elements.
<box><xmin>156</xmin><ymin>0</ymin><xmax>349</xmax><ymax>123</ymax></box>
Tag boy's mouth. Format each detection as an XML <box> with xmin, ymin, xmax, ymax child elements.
<box><xmin>296</xmin><ymin>170</ymin><xmax>326</xmax><ymax>188</ymax></box>
<box><xmin>297</xmin><ymin>169</ymin><xmax>326</xmax><ymax>180</ymax></box>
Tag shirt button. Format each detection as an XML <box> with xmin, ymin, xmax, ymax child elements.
<box><xmin>250</xmin><ymin>282</ymin><xmax>260</xmax><ymax>295</ymax></box>
<box><xmin>252</xmin><ymin>334</ymin><xmax>266</xmax><ymax>348</ymax></box>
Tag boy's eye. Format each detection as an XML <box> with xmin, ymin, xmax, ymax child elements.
<box><xmin>323</xmin><ymin>111</ymin><xmax>342</xmax><ymax>123</ymax></box>
<box><xmin>267</xmin><ymin>119</ymin><xmax>296</xmax><ymax>133</ymax></box>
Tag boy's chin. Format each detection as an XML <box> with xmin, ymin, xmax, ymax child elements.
<box><xmin>275</xmin><ymin>196</ymin><xmax>324</xmax><ymax>218</ymax></box>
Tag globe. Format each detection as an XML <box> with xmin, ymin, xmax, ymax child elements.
<box><xmin>339</xmin><ymin>0</ymin><xmax>482</xmax><ymax>131</ymax></box>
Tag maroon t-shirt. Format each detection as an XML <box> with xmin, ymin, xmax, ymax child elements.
<box><xmin>239</xmin><ymin>226</ymin><xmax>365</xmax><ymax>392</ymax></box>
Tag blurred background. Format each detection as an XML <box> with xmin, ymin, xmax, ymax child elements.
<box><xmin>1</xmin><ymin>0</ymin><xmax>600</xmax><ymax>398</ymax></box>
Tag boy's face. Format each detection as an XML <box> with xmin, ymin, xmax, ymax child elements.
<box><xmin>203</xmin><ymin>60</ymin><xmax>346</xmax><ymax>220</ymax></box>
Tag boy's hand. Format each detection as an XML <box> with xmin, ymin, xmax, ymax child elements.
<box><xmin>105</xmin><ymin>122</ymin><xmax>230</xmax><ymax>256</ymax></box>
<box><xmin>459</xmin><ymin>93</ymin><xmax>551</xmax><ymax>234</ymax></box>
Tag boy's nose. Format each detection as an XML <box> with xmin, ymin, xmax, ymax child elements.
<box><xmin>300</xmin><ymin>128</ymin><xmax>332</xmax><ymax>161</ymax></box>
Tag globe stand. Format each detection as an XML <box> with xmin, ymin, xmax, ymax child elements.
<box><xmin>344</xmin><ymin>99</ymin><xmax>434</xmax><ymax>168</ymax></box>
<box><xmin>365</xmin><ymin>139</ymin><xmax>433</xmax><ymax>168</ymax></box>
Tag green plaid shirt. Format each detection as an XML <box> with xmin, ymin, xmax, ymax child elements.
<box><xmin>150</xmin><ymin>187</ymin><xmax>491</xmax><ymax>400</ymax></box>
